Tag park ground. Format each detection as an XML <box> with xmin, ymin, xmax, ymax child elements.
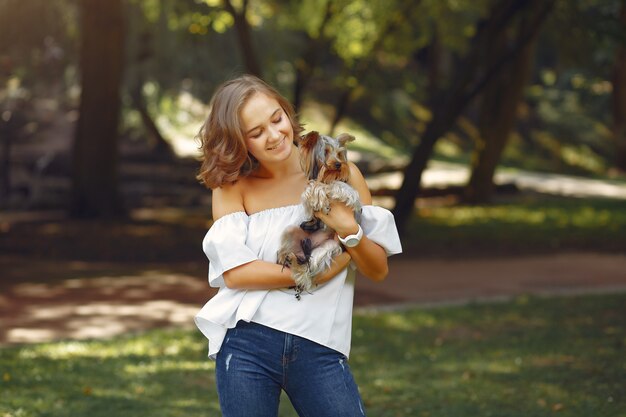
<box><xmin>1</xmin><ymin>166</ymin><xmax>625</xmax><ymax>346</ymax></box>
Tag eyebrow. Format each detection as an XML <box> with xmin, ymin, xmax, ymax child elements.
<box><xmin>246</xmin><ymin>108</ymin><xmax>282</xmax><ymax>134</ymax></box>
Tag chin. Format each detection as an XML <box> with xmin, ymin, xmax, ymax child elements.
<box><xmin>276</xmin><ymin>140</ymin><xmax>294</xmax><ymax>158</ymax></box>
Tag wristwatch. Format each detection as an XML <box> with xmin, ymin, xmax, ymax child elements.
<box><xmin>338</xmin><ymin>224</ymin><xmax>363</xmax><ymax>248</ymax></box>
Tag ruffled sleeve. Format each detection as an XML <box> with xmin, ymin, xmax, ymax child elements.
<box><xmin>203</xmin><ymin>211</ymin><xmax>259</xmax><ymax>288</ymax></box>
<box><xmin>360</xmin><ymin>205</ymin><xmax>403</xmax><ymax>256</ymax></box>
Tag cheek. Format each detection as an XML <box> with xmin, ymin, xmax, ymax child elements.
<box><xmin>245</xmin><ymin>138</ymin><xmax>264</xmax><ymax>159</ymax></box>
<box><xmin>281</xmin><ymin>118</ymin><xmax>295</xmax><ymax>137</ymax></box>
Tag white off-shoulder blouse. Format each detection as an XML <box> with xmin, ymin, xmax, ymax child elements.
<box><xmin>194</xmin><ymin>204</ymin><xmax>402</xmax><ymax>359</ymax></box>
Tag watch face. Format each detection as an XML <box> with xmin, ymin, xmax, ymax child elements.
<box><xmin>345</xmin><ymin>237</ymin><xmax>360</xmax><ymax>247</ymax></box>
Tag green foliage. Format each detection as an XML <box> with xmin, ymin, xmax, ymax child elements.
<box><xmin>420</xmin><ymin>0</ymin><xmax>492</xmax><ymax>53</ymax></box>
<box><xmin>131</xmin><ymin>0</ymin><xmax>161</xmax><ymax>23</ymax></box>
<box><xmin>325</xmin><ymin>0</ymin><xmax>391</xmax><ymax>63</ymax></box>
<box><xmin>543</xmin><ymin>0</ymin><xmax>624</xmax><ymax>71</ymax></box>
<box><xmin>1</xmin><ymin>294</ymin><xmax>624</xmax><ymax>416</ymax></box>
<box><xmin>3</xmin><ymin>0</ymin><xmax>623</xmax><ymax>190</ymax></box>
<box><xmin>274</xmin><ymin>0</ymin><xmax>331</xmax><ymax>37</ymax></box>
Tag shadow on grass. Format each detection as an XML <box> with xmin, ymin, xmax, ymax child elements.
<box><xmin>0</xmin><ymin>264</ymin><xmax>215</xmax><ymax>345</ymax></box>
<box><xmin>1</xmin><ymin>294</ymin><xmax>624</xmax><ymax>417</ymax></box>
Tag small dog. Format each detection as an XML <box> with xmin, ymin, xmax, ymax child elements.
<box><xmin>277</xmin><ymin>131</ymin><xmax>362</xmax><ymax>296</ymax></box>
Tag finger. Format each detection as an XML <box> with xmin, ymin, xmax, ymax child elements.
<box><xmin>314</xmin><ymin>212</ymin><xmax>329</xmax><ymax>222</ymax></box>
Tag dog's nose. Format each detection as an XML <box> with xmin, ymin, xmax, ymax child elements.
<box><xmin>334</xmin><ymin>162</ymin><xmax>342</xmax><ymax>169</ymax></box>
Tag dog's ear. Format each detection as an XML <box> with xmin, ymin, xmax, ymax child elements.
<box><xmin>336</xmin><ymin>133</ymin><xmax>355</xmax><ymax>146</ymax></box>
<box><xmin>299</xmin><ymin>131</ymin><xmax>319</xmax><ymax>180</ymax></box>
<box><xmin>299</xmin><ymin>131</ymin><xmax>320</xmax><ymax>150</ymax></box>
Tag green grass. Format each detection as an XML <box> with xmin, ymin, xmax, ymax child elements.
<box><xmin>406</xmin><ymin>196</ymin><xmax>626</xmax><ymax>257</ymax></box>
<box><xmin>1</xmin><ymin>293</ymin><xmax>625</xmax><ymax>417</ymax></box>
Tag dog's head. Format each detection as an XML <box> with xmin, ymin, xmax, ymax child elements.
<box><xmin>299</xmin><ymin>131</ymin><xmax>355</xmax><ymax>182</ymax></box>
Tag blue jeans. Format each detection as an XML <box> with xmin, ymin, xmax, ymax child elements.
<box><xmin>215</xmin><ymin>321</ymin><xmax>366</xmax><ymax>417</ymax></box>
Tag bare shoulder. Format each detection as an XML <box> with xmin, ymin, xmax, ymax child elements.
<box><xmin>347</xmin><ymin>162</ymin><xmax>372</xmax><ymax>205</ymax></box>
<box><xmin>211</xmin><ymin>181</ymin><xmax>245</xmax><ymax>220</ymax></box>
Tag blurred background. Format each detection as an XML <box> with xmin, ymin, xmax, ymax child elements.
<box><xmin>1</xmin><ymin>0</ymin><xmax>625</xmax><ymax>249</ymax></box>
<box><xmin>1</xmin><ymin>0</ymin><xmax>626</xmax><ymax>231</ymax></box>
<box><xmin>1</xmin><ymin>1</ymin><xmax>626</xmax><ymax>416</ymax></box>
<box><xmin>1</xmin><ymin>0</ymin><xmax>626</xmax><ymax>315</ymax></box>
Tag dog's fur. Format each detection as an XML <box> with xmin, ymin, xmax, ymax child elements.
<box><xmin>276</xmin><ymin>131</ymin><xmax>362</xmax><ymax>294</ymax></box>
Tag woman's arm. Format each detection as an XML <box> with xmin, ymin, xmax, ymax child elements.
<box><xmin>212</xmin><ymin>183</ymin><xmax>352</xmax><ymax>290</ymax></box>
<box><xmin>223</xmin><ymin>251</ymin><xmax>352</xmax><ymax>290</ymax></box>
<box><xmin>314</xmin><ymin>162</ymin><xmax>389</xmax><ymax>281</ymax></box>
<box><xmin>223</xmin><ymin>260</ymin><xmax>299</xmax><ymax>290</ymax></box>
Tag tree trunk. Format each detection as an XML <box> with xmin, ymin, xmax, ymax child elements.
<box><xmin>329</xmin><ymin>89</ymin><xmax>353</xmax><ymax>135</ymax></box>
<box><xmin>293</xmin><ymin>0</ymin><xmax>334</xmax><ymax>111</ymax></box>
<box><xmin>223</xmin><ymin>0</ymin><xmax>262</xmax><ymax>77</ymax></box>
<box><xmin>465</xmin><ymin>0</ymin><xmax>540</xmax><ymax>203</ymax></box>
<box><xmin>127</xmin><ymin>3</ymin><xmax>174</xmax><ymax>161</ymax></box>
<box><xmin>71</xmin><ymin>0</ymin><xmax>125</xmax><ymax>218</ymax></box>
<box><xmin>392</xmin><ymin>0</ymin><xmax>554</xmax><ymax>234</ymax></box>
<box><xmin>612</xmin><ymin>0</ymin><xmax>626</xmax><ymax>171</ymax></box>
<box><xmin>392</xmin><ymin>109</ymin><xmax>459</xmax><ymax>233</ymax></box>
<box><xmin>0</xmin><ymin>113</ymin><xmax>14</xmax><ymax>204</ymax></box>
<box><xmin>131</xmin><ymin>88</ymin><xmax>175</xmax><ymax>160</ymax></box>
<box><xmin>426</xmin><ymin>28</ymin><xmax>442</xmax><ymax>101</ymax></box>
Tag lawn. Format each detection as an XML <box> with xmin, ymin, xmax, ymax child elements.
<box><xmin>1</xmin><ymin>293</ymin><xmax>624</xmax><ymax>417</ymax></box>
<box><xmin>405</xmin><ymin>195</ymin><xmax>626</xmax><ymax>257</ymax></box>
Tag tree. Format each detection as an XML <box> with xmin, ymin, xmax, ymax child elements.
<box><xmin>392</xmin><ymin>0</ymin><xmax>555</xmax><ymax>233</ymax></box>
<box><xmin>612</xmin><ymin>0</ymin><xmax>626</xmax><ymax>171</ymax></box>
<box><xmin>326</xmin><ymin>0</ymin><xmax>421</xmax><ymax>134</ymax></box>
<box><xmin>292</xmin><ymin>0</ymin><xmax>334</xmax><ymax>111</ymax></box>
<box><xmin>464</xmin><ymin>0</ymin><xmax>544</xmax><ymax>203</ymax></box>
<box><xmin>222</xmin><ymin>0</ymin><xmax>263</xmax><ymax>77</ymax></box>
<box><xmin>126</xmin><ymin>2</ymin><xmax>175</xmax><ymax>160</ymax></box>
<box><xmin>71</xmin><ymin>0</ymin><xmax>126</xmax><ymax>218</ymax></box>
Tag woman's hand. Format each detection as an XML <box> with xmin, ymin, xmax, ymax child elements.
<box><xmin>312</xmin><ymin>163</ymin><xmax>389</xmax><ymax>282</ymax></box>
<box><xmin>315</xmin><ymin>199</ymin><xmax>389</xmax><ymax>282</ymax></box>
<box><xmin>314</xmin><ymin>200</ymin><xmax>359</xmax><ymax>239</ymax></box>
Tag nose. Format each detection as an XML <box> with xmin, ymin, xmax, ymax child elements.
<box><xmin>334</xmin><ymin>162</ymin><xmax>341</xmax><ymax>169</ymax></box>
<box><xmin>268</xmin><ymin>124</ymin><xmax>281</xmax><ymax>140</ymax></box>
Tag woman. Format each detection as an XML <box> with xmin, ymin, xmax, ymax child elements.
<box><xmin>194</xmin><ymin>74</ymin><xmax>402</xmax><ymax>417</ymax></box>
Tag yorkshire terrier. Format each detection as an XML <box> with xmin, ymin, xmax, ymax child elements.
<box><xmin>277</xmin><ymin>131</ymin><xmax>362</xmax><ymax>296</ymax></box>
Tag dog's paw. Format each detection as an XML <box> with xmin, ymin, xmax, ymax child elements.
<box><xmin>277</xmin><ymin>252</ymin><xmax>291</xmax><ymax>269</ymax></box>
<box><xmin>299</xmin><ymin>218</ymin><xmax>322</xmax><ymax>232</ymax></box>
<box><xmin>278</xmin><ymin>251</ymin><xmax>309</xmax><ymax>268</ymax></box>
<box><xmin>291</xmin><ymin>264</ymin><xmax>315</xmax><ymax>292</ymax></box>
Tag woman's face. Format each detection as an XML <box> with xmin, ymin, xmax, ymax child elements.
<box><xmin>240</xmin><ymin>92</ymin><xmax>294</xmax><ymax>166</ymax></box>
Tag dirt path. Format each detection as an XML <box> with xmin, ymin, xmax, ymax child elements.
<box><xmin>2</xmin><ymin>252</ymin><xmax>625</xmax><ymax>346</ymax></box>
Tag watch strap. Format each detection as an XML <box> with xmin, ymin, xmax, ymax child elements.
<box><xmin>338</xmin><ymin>224</ymin><xmax>363</xmax><ymax>247</ymax></box>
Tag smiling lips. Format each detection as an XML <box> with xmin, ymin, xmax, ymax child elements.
<box><xmin>266</xmin><ymin>137</ymin><xmax>286</xmax><ymax>151</ymax></box>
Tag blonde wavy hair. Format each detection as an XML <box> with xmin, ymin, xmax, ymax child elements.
<box><xmin>196</xmin><ymin>74</ymin><xmax>304</xmax><ymax>190</ymax></box>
